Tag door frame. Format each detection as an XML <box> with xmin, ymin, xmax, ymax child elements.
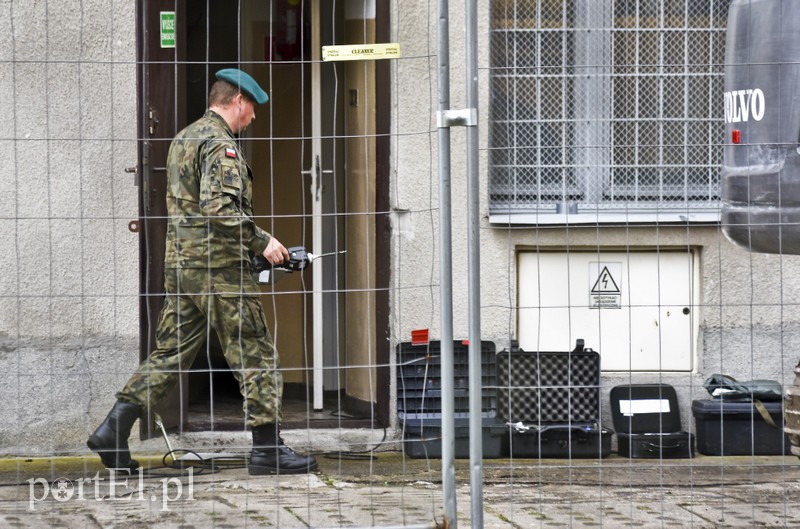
<box><xmin>374</xmin><ymin>0</ymin><xmax>391</xmax><ymax>427</ymax></box>
<box><xmin>136</xmin><ymin>0</ymin><xmax>188</xmax><ymax>438</ymax></box>
<box><xmin>136</xmin><ymin>0</ymin><xmax>392</xmax><ymax>432</ymax></box>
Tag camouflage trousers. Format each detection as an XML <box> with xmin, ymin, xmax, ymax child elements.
<box><xmin>118</xmin><ymin>267</ymin><xmax>282</xmax><ymax>426</ymax></box>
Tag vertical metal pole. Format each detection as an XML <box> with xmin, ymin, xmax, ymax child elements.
<box><xmin>311</xmin><ymin>0</ymin><xmax>324</xmax><ymax>410</ymax></box>
<box><xmin>436</xmin><ymin>0</ymin><xmax>457</xmax><ymax>527</ymax></box>
<box><xmin>465</xmin><ymin>0</ymin><xmax>483</xmax><ymax>527</ymax></box>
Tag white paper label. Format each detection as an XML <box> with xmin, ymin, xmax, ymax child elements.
<box><xmin>618</xmin><ymin>398</ymin><xmax>671</xmax><ymax>416</ymax></box>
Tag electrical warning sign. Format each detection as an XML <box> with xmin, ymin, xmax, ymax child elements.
<box><xmin>590</xmin><ymin>262</ymin><xmax>622</xmax><ymax>309</ymax></box>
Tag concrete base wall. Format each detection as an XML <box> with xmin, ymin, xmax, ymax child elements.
<box><xmin>0</xmin><ymin>1</ymin><xmax>139</xmax><ymax>452</ymax></box>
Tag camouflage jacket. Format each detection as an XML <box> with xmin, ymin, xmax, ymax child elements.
<box><xmin>164</xmin><ymin>110</ymin><xmax>271</xmax><ymax>270</ymax></box>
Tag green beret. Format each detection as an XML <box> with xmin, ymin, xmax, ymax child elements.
<box><xmin>215</xmin><ymin>68</ymin><xmax>269</xmax><ymax>104</ymax></box>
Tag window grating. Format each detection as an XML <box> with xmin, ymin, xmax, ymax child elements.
<box><xmin>489</xmin><ymin>0</ymin><xmax>731</xmax><ymax>222</ymax></box>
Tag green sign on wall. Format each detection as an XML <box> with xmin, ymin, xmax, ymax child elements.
<box><xmin>160</xmin><ymin>12</ymin><xmax>175</xmax><ymax>48</ymax></box>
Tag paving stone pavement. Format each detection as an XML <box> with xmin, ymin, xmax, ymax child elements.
<box><xmin>1</xmin><ymin>454</ymin><xmax>800</xmax><ymax>528</ymax></box>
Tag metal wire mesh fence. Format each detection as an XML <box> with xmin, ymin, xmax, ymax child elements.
<box><xmin>3</xmin><ymin>0</ymin><xmax>800</xmax><ymax>527</ymax></box>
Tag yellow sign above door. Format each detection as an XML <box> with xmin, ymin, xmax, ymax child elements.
<box><xmin>322</xmin><ymin>43</ymin><xmax>401</xmax><ymax>62</ymax></box>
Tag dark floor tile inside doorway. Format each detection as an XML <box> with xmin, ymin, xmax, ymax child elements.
<box><xmin>186</xmin><ymin>395</ymin><xmax>378</xmax><ymax>431</ymax></box>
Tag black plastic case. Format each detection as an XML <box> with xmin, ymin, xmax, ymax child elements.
<box><xmin>692</xmin><ymin>399</ymin><xmax>790</xmax><ymax>455</ymax></box>
<box><xmin>497</xmin><ymin>341</ymin><xmax>601</xmax><ymax>424</ymax></box>
<box><xmin>508</xmin><ymin>423</ymin><xmax>613</xmax><ymax>459</ymax></box>
<box><xmin>396</xmin><ymin>340</ymin><xmax>497</xmax><ymax>421</ymax></box>
<box><xmin>401</xmin><ymin>418</ymin><xmax>508</xmax><ymax>459</ymax></box>
<box><xmin>610</xmin><ymin>384</ymin><xmax>694</xmax><ymax>459</ymax></box>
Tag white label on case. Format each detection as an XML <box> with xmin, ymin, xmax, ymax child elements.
<box><xmin>619</xmin><ymin>398</ymin><xmax>671</xmax><ymax>416</ymax></box>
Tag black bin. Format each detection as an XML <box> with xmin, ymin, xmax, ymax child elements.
<box><xmin>692</xmin><ymin>399</ymin><xmax>790</xmax><ymax>456</ymax></box>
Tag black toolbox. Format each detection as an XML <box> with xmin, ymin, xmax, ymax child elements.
<box><xmin>397</xmin><ymin>340</ymin><xmax>504</xmax><ymax>459</ymax></box>
<box><xmin>498</xmin><ymin>340</ymin><xmax>613</xmax><ymax>458</ymax></box>
<box><xmin>610</xmin><ymin>384</ymin><xmax>694</xmax><ymax>458</ymax></box>
<box><xmin>396</xmin><ymin>340</ymin><xmax>497</xmax><ymax>421</ymax></box>
<box><xmin>507</xmin><ymin>423</ymin><xmax>613</xmax><ymax>458</ymax></box>
<box><xmin>402</xmin><ymin>417</ymin><xmax>508</xmax><ymax>459</ymax></box>
<box><xmin>692</xmin><ymin>399</ymin><xmax>790</xmax><ymax>455</ymax></box>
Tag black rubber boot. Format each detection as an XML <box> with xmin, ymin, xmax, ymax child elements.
<box><xmin>87</xmin><ymin>400</ymin><xmax>142</xmax><ymax>471</ymax></box>
<box><xmin>249</xmin><ymin>423</ymin><xmax>319</xmax><ymax>475</ymax></box>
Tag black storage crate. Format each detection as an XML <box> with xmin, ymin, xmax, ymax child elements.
<box><xmin>402</xmin><ymin>418</ymin><xmax>507</xmax><ymax>459</ymax></box>
<box><xmin>508</xmin><ymin>423</ymin><xmax>612</xmax><ymax>459</ymax></box>
<box><xmin>692</xmin><ymin>399</ymin><xmax>790</xmax><ymax>455</ymax></box>
<box><xmin>396</xmin><ymin>340</ymin><xmax>497</xmax><ymax>421</ymax></box>
<box><xmin>497</xmin><ymin>344</ymin><xmax>601</xmax><ymax>424</ymax></box>
<box><xmin>610</xmin><ymin>384</ymin><xmax>694</xmax><ymax>459</ymax></box>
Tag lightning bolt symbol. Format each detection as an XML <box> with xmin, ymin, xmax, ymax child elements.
<box><xmin>602</xmin><ymin>274</ymin><xmax>608</xmax><ymax>289</ymax></box>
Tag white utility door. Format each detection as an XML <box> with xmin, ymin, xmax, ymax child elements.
<box><xmin>518</xmin><ymin>251</ymin><xmax>697</xmax><ymax>371</ymax></box>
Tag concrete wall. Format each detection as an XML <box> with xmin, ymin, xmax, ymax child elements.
<box><xmin>389</xmin><ymin>0</ymin><xmax>800</xmax><ymax>432</ymax></box>
<box><xmin>0</xmin><ymin>0</ymin><xmax>139</xmax><ymax>453</ymax></box>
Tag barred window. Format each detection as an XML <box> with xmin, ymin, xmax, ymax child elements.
<box><xmin>489</xmin><ymin>0</ymin><xmax>730</xmax><ymax>223</ymax></box>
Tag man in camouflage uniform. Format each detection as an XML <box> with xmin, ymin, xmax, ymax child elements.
<box><xmin>88</xmin><ymin>68</ymin><xmax>318</xmax><ymax>475</ymax></box>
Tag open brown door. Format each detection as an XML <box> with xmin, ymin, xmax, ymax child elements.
<box><xmin>136</xmin><ymin>0</ymin><xmax>276</xmax><ymax>435</ymax></box>
<box><xmin>136</xmin><ymin>0</ymin><xmax>391</xmax><ymax>434</ymax></box>
<box><xmin>137</xmin><ymin>0</ymin><xmax>187</xmax><ymax>437</ymax></box>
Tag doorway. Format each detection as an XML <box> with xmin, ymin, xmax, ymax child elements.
<box><xmin>137</xmin><ymin>0</ymin><xmax>390</xmax><ymax>435</ymax></box>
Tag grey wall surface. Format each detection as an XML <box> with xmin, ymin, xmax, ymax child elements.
<box><xmin>0</xmin><ymin>0</ymin><xmax>139</xmax><ymax>453</ymax></box>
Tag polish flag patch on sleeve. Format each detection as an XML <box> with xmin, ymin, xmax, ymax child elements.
<box><xmin>225</xmin><ymin>148</ymin><xmax>236</xmax><ymax>158</ymax></box>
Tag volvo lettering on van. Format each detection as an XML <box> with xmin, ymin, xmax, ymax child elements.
<box><xmin>724</xmin><ymin>88</ymin><xmax>765</xmax><ymax>123</ymax></box>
